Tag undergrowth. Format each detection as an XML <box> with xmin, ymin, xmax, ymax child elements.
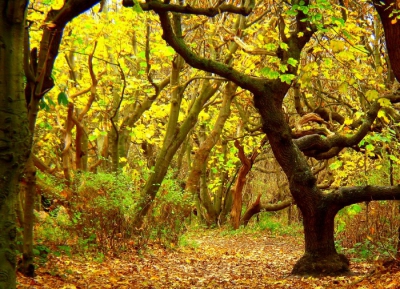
<box><xmin>33</xmin><ymin>170</ymin><xmax>193</xmax><ymax>262</ymax></box>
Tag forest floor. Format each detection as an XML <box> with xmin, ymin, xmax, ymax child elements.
<box><xmin>17</xmin><ymin>231</ymin><xmax>400</xmax><ymax>289</ymax></box>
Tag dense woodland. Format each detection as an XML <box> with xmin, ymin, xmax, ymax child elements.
<box><xmin>2</xmin><ymin>0</ymin><xmax>400</xmax><ymax>288</ymax></box>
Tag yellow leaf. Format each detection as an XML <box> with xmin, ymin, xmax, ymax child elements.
<box><xmin>391</xmin><ymin>18</ymin><xmax>397</xmax><ymax>24</ymax></box>
<box><xmin>344</xmin><ymin>118</ymin><xmax>353</xmax><ymax>125</ymax></box>
<box><xmin>338</xmin><ymin>82</ymin><xmax>348</xmax><ymax>94</ymax></box>
<box><xmin>378</xmin><ymin>97</ymin><xmax>391</xmax><ymax>107</ymax></box>
<box><xmin>378</xmin><ymin>109</ymin><xmax>390</xmax><ymax>123</ymax></box>
<box><xmin>330</xmin><ymin>40</ymin><xmax>345</xmax><ymax>52</ymax></box>
<box><xmin>62</xmin><ymin>285</ymin><xmax>77</xmax><ymax>289</ymax></box>
<box><xmin>366</xmin><ymin>89</ymin><xmax>379</xmax><ymax>101</ymax></box>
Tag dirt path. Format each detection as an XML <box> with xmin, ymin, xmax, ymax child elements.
<box><xmin>17</xmin><ymin>232</ymin><xmax>400</xmax><ymax>288</ymax></box>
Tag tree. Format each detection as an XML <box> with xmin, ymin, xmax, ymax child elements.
<box><xmin>0</xmin><ymin>1</ymin><xmax>30</xmax><ymax>287</ymax></box>
<box><xmin>151</xmin><ymin>0</ymin><xmax>400</xmax><ymax>275</ymax></box>
<box><xmin>18</xmin><ymin>0</ymin><xmax>103</xmax><ymax>276</ymax></box>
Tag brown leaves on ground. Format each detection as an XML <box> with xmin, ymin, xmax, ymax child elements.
<box><xmin>17</xmin><ymin>232</ymin><xmax>400</xmax><ymax>288</ymax></box>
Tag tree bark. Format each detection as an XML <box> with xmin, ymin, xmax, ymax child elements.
<box><xmin>0</xmin><ymin>1</ymin><xmax>30</xmax><ymax>287</ymax></box>
<box><xmin>231</xmin><ymin>140</ymin><xmax>254</xmax><ymax>229</ymax></box>
<box><xmin>230</xmin><ymin>138</ymin><xmax>265</xmax><ymax>229</ymax></box>
<box><xmin>292</xmin><ymin>204</ymin><xmax>349</xmax><ymax>275</ymax></box>
<box><xmin>373</xmin><ymin>0</ymin><xmax>400</xmax><ymax>82</ymax></box>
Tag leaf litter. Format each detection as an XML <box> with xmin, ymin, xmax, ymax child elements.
<box><xmin>17</xmin><ymin>232</ymin><xmax>400</xmax><ymax>288</ymax></box>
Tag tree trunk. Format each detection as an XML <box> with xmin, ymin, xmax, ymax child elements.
<box><xmin>0</xmin><ymin>1</ymin><xmax>30</xmax><ymax>287</ymax></box>
<box><xmin>62</xmin><ymin>103</ymin><xmax>74</xmax><ymax>185</ymax></box>
<box><xmin>373</xmin><ymin>0</ymin><xmax>400</xmax><ymax>82</ymax></box>
<box><xmin>110</xmin><ymin>90</ymin><xmax>120</xmax><ymax>173</ymax></box>
<box><xmin>292</xmin><ymin>204</ymin><xmax>349</xmax><ymax>275</ymax></box>
<box><xmin>230</xmin><ymin>138</ymin><xmax>264</xmax><ymax>229</ymax></box>
<box><xmin>20</xmin><ymin>156</ymin><xmax>36</xmax><ymax>277</ymax></box>
<box><xmin>132</xmin><ymin>69</ymin><xmax>218</xmax><ymax>229</ymax></box>
<box><xmin>255</xmin><ymin>90</ymin><xmax>351</xmax><ymax>275</ymax></box>
<box><xmin>214</xmin><ymin>140</ymin><xmax>228</xmax><ymax>216</ymax></box>
<box><xmin>186</xmin><ymin>82</ymin><xmax>236</xmax><ymax>224</ymax></box>
<box><xmin>199</xmin><ymin>161</ymin><xmax>217</xmax><ymax>225</ymax></box>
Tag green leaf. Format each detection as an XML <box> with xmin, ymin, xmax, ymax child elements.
<box><xmin>46</xmin><ymin>96</ymin><xmax>56</xmax><ymax>107</ymax></box>
<box><xmin>365</xmin><ymin>144</ymin><xmax>375</xmax><ymax>151</ymax></box>
<box><xmin>89</xmin><ymin>135</ymin><xmax>98</xmax><ymax>141</ymax></box>
<box><xmin>329</xmin><ymin>160</ymin><xmax>342</xmax><ymax>170</ymax></box>
<box><xmin>349</xmin><ymin>204</ymin><xmax>362</xmax><ymax>214</ymax></box>
<box><xmin>279</xmin><ymin>64</ymin><xmax>288</xmax><ymax>73</ymax></box>
<box><xmin>132</xmin><ymin>0</ymin><xmax>143</xmax><ymax>13</ymax></box>
<box><xmin>265</xmin><ymin>43</ymin><xmax>277</xmax><ymax>51</ymax></box>
<box><xmin>280</xmin><ymin>42</ymin><xmax>289</xmax><ymax>51</ymax></box>
<box><xmin>39</xmin><ymin>99</ymin><xmax>50</xmax><ymax>111</ymax></box>
<box><xmin>287</xmin><ymin>58</ymin><xmax>298</xmax><ymax>67</ymax></box>
<box><xmin>57</xmin><ymin>92</ymin><xmax>68</xmax><ymax>106</ymax></box>
<box><xmin>279</xmin><ymin>74</ymin><xmax>295</xmax><ymax>84</ymax></box>
<box><xmin>331</xmin><ymin>16</ymin><xmax>345</xmax><ymax>26</ymax></box>
<box><xmin>260</xmin><ymin>67</ymin><xmax>280</xmax><ymax>79</ymax></box>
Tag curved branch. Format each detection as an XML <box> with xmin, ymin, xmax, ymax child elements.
<box><xmin>294</xmin><ymin>93</ymin><xmax>400</xmax><ymax>159</ymax></box>
<box><xmin>242</xmin><ymin>196</ymin><xmax>293</xmax><ymax>226</ymax></box>
<box><xmin>123</xmin><ymin>1</ymin><xmax>254</xmax><ymax>16</ymax></box>
<box><xmin>157</xmin><ymin>10</ymin><xmax>267</xmax><ymax>94</ymax></box>
<box><xmin>50</xmin><ymin>0</ymin><xmax>101</xmax><ymax>27</ymax></box>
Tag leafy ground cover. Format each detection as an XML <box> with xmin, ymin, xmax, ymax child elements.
<box><xmin>17</xmin><ymin>231</ymin><xmax>400</xmax><ymax>288</ymax></box>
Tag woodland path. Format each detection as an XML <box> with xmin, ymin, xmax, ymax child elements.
<box><xmin>17</xmin><ymin>232</ymin><xmax>400</xmax><ymax>288</ymax></box>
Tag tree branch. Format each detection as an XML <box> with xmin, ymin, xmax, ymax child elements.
<box><xmin>327</xmin><ymin>185</ymin><xmax>400</xmax><ymax>208</ymax></box>
<box><xmin>123</xmin><ymin>0</ymin><xmax>254</xmax><ymax>16</ymax></box>
<box><xmin>157</xmin><ymin>10</ymin><xmax>267</xmax><ymax>94</ymax></box>
<box><xmin>294</xmin><ymin>92</ymin><xmax>400</xmax><ymax>159</ymax></box>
